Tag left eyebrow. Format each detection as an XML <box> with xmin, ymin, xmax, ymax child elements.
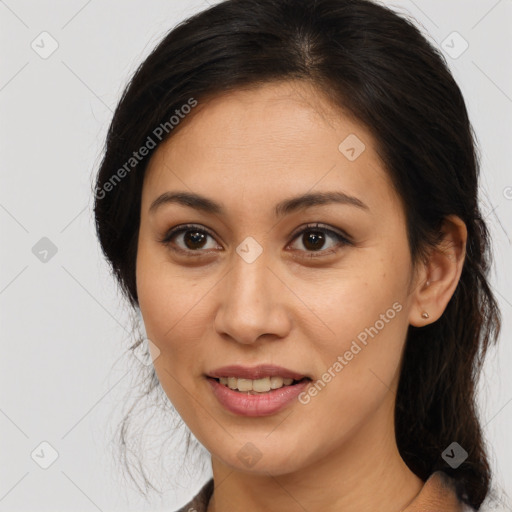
<box><xmin>274</xmin><ymin>191</ymin><xmax>369</xmax><ymax>217</ymax></box>
<box><xmin>148</xmin><ymin>190</ymin><xmax>369</xmax><ymax>216</ymax></box>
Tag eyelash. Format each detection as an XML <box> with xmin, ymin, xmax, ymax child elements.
<box><xmin>158</xmin><ymin>223</ymin><xmax>352</xmax><ymax>259</ymax></box>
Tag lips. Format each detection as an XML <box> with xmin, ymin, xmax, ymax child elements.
<box><xmin>207</xmin><ymin>364</ymin><xmax>309</xmax><ymax>381</ymax></box>
<box><xmin>206</xmin><ymin>364</ymin><xmax>312</xmax><ymax>416</ymax></box>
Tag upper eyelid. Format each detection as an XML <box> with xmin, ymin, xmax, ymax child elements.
<box><xmin>162</xmin><ymin>223</ymin><xmax>351</xmax><ymax>249</ymax></box>
<box><xmin>289</xmin><ymin>223</ymin><xmax>351</xmax><ymax>242</ymax></box>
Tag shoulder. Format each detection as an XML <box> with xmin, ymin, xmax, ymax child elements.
<box><xmin>419</xmin><ymin>471</ymin><xmax>511</xmax><ymax>512</ymax></box>
<box><xmin>173</xmin><ymin>474</ymin><xmax>511</xmax><ymax>512</ymax></box>
<box><xmin>174</xmin><ymin>479</ymin><xmax>214</xmax><ymax>512</ymax></box>
<box><xmin>404</xmin><ymin>470</ymin><xmax>472</xmax><ymax>511</ymax></box>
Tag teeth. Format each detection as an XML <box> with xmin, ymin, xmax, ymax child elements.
<box><xmin>270</xmin><ymin>376</ymin><xmax>284</xmax><ymax>389</ymax></box>
<box><xmin>253</xmin><ymin>377</ymin><xmax>271</xmax><ymax>392</ymax></box>
<box><xmin>237</xmin><ymin>378</ymin><xmax>253</xmax><ymax>392</ymax></box>
<box><xmin>218</xmin><ymin>376</ymin><xmax>297</xmax><ymax>392</ymax></box>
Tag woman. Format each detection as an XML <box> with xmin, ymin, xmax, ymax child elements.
<box><xmin>93</xmin><ymin>0</ymin><xmax>504</xmax><ymax>510</ymax></box>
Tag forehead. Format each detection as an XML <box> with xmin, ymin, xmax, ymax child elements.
<box><xmin>142</xmin><ymin>80</ymin><xmax>399</xmax><ymax>218</ymax></box>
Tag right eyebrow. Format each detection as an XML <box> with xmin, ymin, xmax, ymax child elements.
<box><xmin>149</xmin><ymin>191</ymin><xmax>222</xmax><ymax>215</ymax></box>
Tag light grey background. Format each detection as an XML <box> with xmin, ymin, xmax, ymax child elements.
<box><xmin>1</xmin><ymin>0</ymin><xmax>511</xmax><ymax>510</ymax></box>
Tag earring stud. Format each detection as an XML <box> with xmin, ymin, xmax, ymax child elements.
<box><xmin>421</xmin><ymin>311</ymin><xmax>429</xmax><ymax>319</ymax></box>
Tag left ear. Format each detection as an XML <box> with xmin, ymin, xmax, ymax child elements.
<box><xmin>408</xmin><ymin>215</ymin><xmax>467</xmax><ymax>327</ymax></box>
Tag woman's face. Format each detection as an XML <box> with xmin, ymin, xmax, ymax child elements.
<box><xmin>136</xmin><ymin>80</ymin><xmax>419</xmax><ymax>475</ymax></box>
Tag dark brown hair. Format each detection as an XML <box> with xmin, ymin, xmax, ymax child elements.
<box><xmin>93</xmin><ymin>0</ymin><xmax>501</xmax><ymax>507</ymax></box>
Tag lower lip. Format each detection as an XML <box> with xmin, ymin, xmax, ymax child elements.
<box><xmin>206</xmin><ymin>377</ymin><xmax>310</xmax><ymax>417</ymax></box>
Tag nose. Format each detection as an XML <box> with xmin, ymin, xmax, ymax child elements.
<box><xmin>213</xmin><ymin>247</ymin><xmax>292</xmax><ymax>345</ymax></box>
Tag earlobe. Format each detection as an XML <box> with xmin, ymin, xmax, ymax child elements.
<box><xmin>409</xmin><ymin>215</ymin><xmax>467</xmax><ymax>327</ymax></box>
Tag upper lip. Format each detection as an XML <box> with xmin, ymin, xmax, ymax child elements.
<box><xmin>208</xmin><ymin>365</ymin><xmax>309</xmax><ymax>381</ymax></box>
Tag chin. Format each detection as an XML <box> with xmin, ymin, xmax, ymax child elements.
<box><xmin>208</xmin><ymin>430</ymin><xmax>311</xmax><ymax>476</ymax></box>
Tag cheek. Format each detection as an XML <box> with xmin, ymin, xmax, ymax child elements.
<box><xmin>136</xmin><ymin>245</ymin><xmax>212</xmax><ymax>424</ymax></box>
<box><xmin>137</xmin><ymin>275</ymin><xmax>208</xmax><ymax>361</ymax></box>
<box><xmin>294</xmin><ymin>259</ymin><xmax>411</xmax><ymax>420</ymax></box>
<box><xmin>136</xmin><ymin>239</ymin><xmax>204</xmax><ymax>356</ymax></box>
<box><xmin>294</xmin><ymin>282</ymin><xmax>408</xmax><ymax>444</ymax></box>
<box><xmin>293</xmin><ymin>263</ymin><xmax>409</xmax><ymax>357</ymax></box>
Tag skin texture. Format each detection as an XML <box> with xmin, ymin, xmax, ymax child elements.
<box><xmin>136</xmin><ymin>80</ymin><xmax>467</xmax><ymax>512</ymax></box>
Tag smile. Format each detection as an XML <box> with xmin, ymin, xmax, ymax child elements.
<box><xmin>206</xmin><ymin>365</ymin><xmax>312</xmax><ymax>416</ymax></box>
<box><xmin>215</xmin><ymin>376</ymin><xmax>303</xmax><ymax>393</ymax></box>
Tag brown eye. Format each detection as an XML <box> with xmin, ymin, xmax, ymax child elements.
<box><xmin>159</xmin><ymin>222</ymin><xmax>351</xmax><ymax>259</ymax></box>
<box><xmin>160</xmin><ymin>224</ymin><xmax>220</xmax><ymax>255</ymax></box>
<box><xmin>288</xmin><ymin>224</ymin><xmax>351</xmax><ymax>257</ymax></box>
<box><xmin>182</xmin><ymin>230</ymin><xmax>208</xmax><ymax>250</ymax></box>
<box><xmin>301</xmin><ymin>230</ymin><xmax>327</xmax><ymax>251</ymax></box>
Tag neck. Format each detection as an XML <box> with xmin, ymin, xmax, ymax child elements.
<box><xmin>207</xmin><ymin>399</ymin><xmax>423</xmax><ymax>512</ymax></box>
